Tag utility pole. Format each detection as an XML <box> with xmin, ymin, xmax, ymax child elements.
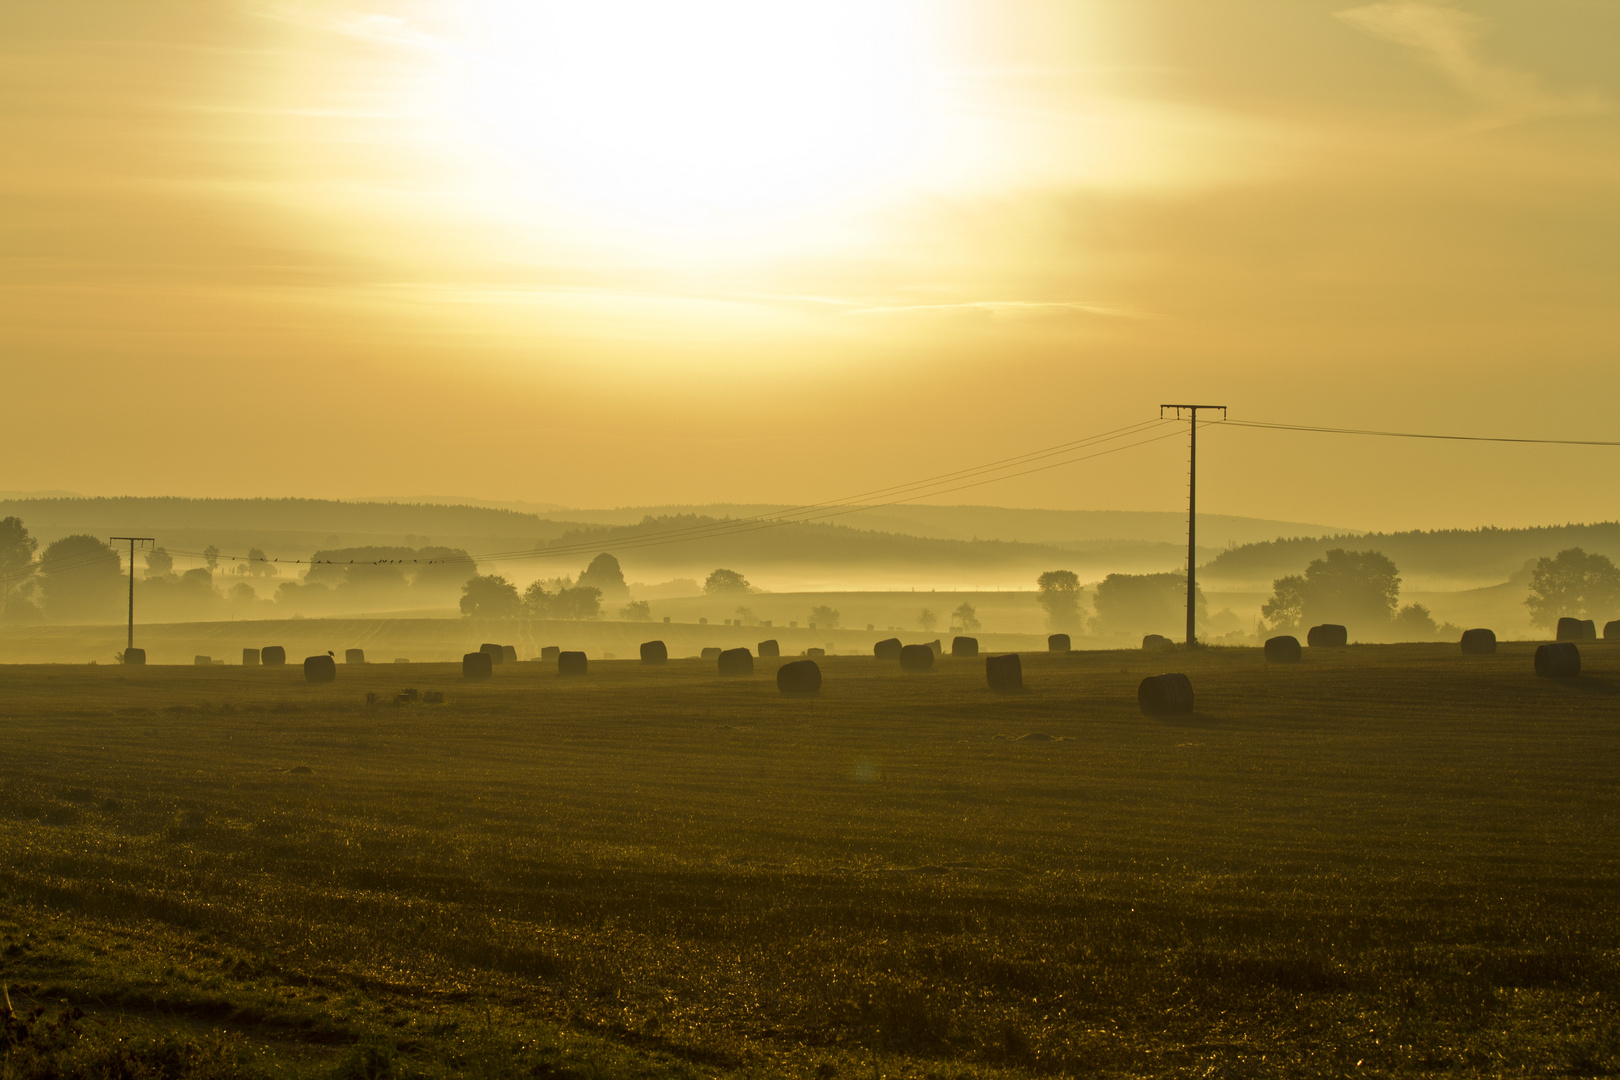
<box><xmin>109</xmin><ymin>537</ymin><xmax>154</xmax><ymax>653</ymax></box>
<box><xmin>1158</xmin><ymin>406</ymin><xmax>1225</xmax><ymax>647</ymax></box>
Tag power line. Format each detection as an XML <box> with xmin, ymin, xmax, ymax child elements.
<box><xmin>1219</xmin><ymin>418</ymin><xmax>1620</xmax><ymax>447</ymax></box>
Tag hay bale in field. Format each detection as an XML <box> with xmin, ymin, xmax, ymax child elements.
<box><xmin>874</xmin><ymin>637</ymin><xmax>902</xmax><ymax>660</ymax></box>
<box><xmin>1605</xmin><ymin>620</ymin><xmax>1620</xmax><ymax>641</ymax></box>
<box><xmin>1048</xmin><ymin>634</ymin><xmax>1071</xmax><ymax>653</ymax></box>
<box><xmin>345</xmin><ymin>649</ymin><xmax>365</xmax><ymax>665</ymax></box>
<box><xmin>194</xmin><ymin>655</ymin><xmax>211</xmax><ymax>666</ymax></box>
<box><xmin>985</xmin><ymin>653</ymin><xmax>1023</xmax><ymax>693</ymax></box>
<box><xmin>806</xmin><ymin>647</ymin><xmax>825</xmax><ymax>658</ymax></box>
<box><xmin>928</xmin><ymin>639</ymin><xmax>942</xmax><ymax>656</ymax></box>
<box><xmin>242</xmin><ymin>648</ymin><xmax>260</xmax><ymax>666</ymax></box>
<box><xmin>701</xmin><ymin>647</ymin><xmax>722</xmax><ymax>660</ymax></box>
<box><xmin>123</xmin><ymin>648</ymin><xmax>145</xmax><ymax>666</ymax></box>
<box><xmin>951</xmin><ymin>636</ymin><xmax>979</xmax><ymax>657</ymax></box>
<box><xmin>479</xmin><ymin>643</ymin><xmax>504</xmax><ymax>664</ymax></box>
<box><xmin>261</xmin><ymin>646</ymin><xmax>285</xmax><ymax>666</ymax></box>
<box><xmin>718</xmin><ymin>647</ymin><xmax>754</xmax><ymax>676</ymax></box>
<box><xmin>640</xmin><ymin>640</ymin><xmax>668</xmax><ymax>664</ymax></box>
<box><xmin>899</xmin><ymin>644</ymin><xmax>935</xmax><ymax>672</ymax></box>
<box><xmin>1142</xmin><ymin>634</ymin><xmax>1173</xmax><ymax>652</ymax></box>
<box><xmin>541</xmin><ymin>646</ymin><xmax>560</xmax><ymax>661</ymax></box>
<box><xmin>304</xmin><ymin>655</ymin><xmax>336</xmax><ymax>683</ymax></box>
<box><xmin>557</xmin><ymin>651</ymin><xmax>587</xmax><ymax>676</ymax></box>
<box><xmin>777</xmin><ymin>659</ymin><xmax>822</xmax><ymax>696</ymax></box>
<box><xmin>1556</xmin><ymin>617</ymin><xmax>1596</xmax><ymax>641</ymax></box>
<box><xmin>1138</xmin><ymin>673</ymin><xmax>1194</xmax><ymax>717</ymax></box>
<box><xmin>757</xmin><ymin>639</ymin><xmax>780</xmax><ymax>658</ymax></box>
<box><xmin>1460</xmin><ymin>628</ymin><xmax>1497</xmax><ymax>655</ymax></box>
<box><xmin>463</xmin><ymin>652</ymin><xmax>492</xmax><ymax>680</ymax></box>
<box><xmin>1264</xmin><ymin>635</ymin><xmax>1302</xmax><ymax>663</ymax></box>
<box><xmin>502</xmin><ymin>645</ymin><xmax>517</xmax><ymax>663</ymax></box>
<box><xmin>1307</xmin><ymin>624</ymin><xmax>1348</xmax><ymax>648</ymax></box>
<box><xmin>1535</xmin><ymin>641</ymin><xmax>1581</xmax><ymax>678</ymax></box>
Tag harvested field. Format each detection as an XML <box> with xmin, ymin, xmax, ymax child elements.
<box><xmin>0</xmin><ymin>644</ymin><xmax>1618</xmax><ymax>1078</ymax></box>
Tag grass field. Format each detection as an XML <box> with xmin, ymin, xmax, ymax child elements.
<box><xmin>2</xmin><ymin>644</ymin><xmax>1618</xmax><ymax>1078</ymax></box>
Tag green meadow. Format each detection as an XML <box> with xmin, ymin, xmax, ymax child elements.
<box><xmin>2</xmin><ymin>643</ymin><xmax>1618</xmax><ymax>1078</ymax></box>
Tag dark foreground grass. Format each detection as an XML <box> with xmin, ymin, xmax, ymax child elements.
<box><xmin>2</xmin><ymin>644</ymin><xmax>1618</xmax><ymax>1078</ymax></box>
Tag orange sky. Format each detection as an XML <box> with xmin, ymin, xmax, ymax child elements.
<box><xmin>3</xmin><ymin>1</ymin><xmax>1617</xmax><ymax>531</ymax></box>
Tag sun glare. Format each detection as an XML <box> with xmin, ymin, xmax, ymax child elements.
<box><xmin>443</xmin><ymin>1</ymin><xmax>938</xmax><ymax>243</ymax></box>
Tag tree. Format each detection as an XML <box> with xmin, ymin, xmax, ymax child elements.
<box><xmin>203</xmin><ymin>545</ymin><xmax>220</xmax><ymax>572</ymax></box>
<box><xmin>144</xmin><ymin>547</ymin><xmax>174</xmax><ymax>579</ymax></box>
<box><xmin>809</xmin><ymin>604</ymin><xmax>840</xmax><ymax>628</ymax></box>
<box><xmin>704</xmin><ymin>568</ymin><xmax>750</xmax><ymax>594</ymax></box>
<box><xmin>1393</xmin><ymin>603</ymin><xmax>1440</xmax><ymax>641</ymax></box>
<box><xmin>460</xmin><ymin>574</ymin><xmax>521</xmax><ymax>618</ymax></box>
<box><xmin>620</xmin><ymin>599</ymin><xmax>652</xmax><ymax>621</ymax></box>
<box><xmin>1261</xmin><ymin>575</ymin><xmax>1307</xmax><ymax>633</ymax></box>
<box><xmin>523</xmin><ymin>581</ymin><xmax>601</xmax><ymax>620</ymax></box>
<box><xmin>952</xmin><ymin>602</ymin><xmax>980</xmax><ymax>633</ymax></box>
<box><xmin>38</xmin><ymin>535</ymin><xmax>124</xmax><ymax>623</ymax></box>
<box><xmin>1035</xmin><ymin>570</ymin><xmax>1083</xmax><ymax>632</ymax></box>
<box><xmin>1262</xmin><ymin>549</ymin><xmax>1400</xmax><ymax>632</ymax></box>
<box><xmin>1300</xmin><ymin>549</ymin><xmax>1400</xmax><ymax>627</ymax></box>
<box><xmin>241</xmin><ymin>547</ymin><xmax>278</xmax><ymax>578</ymax></box>
<box><xmin>1092</xmin><ymin>572</ymin><xmax>1203</xmax><ymax>638</ymax></box>
<box><xmin>918</xmin><ymin>609</ymin><xmax>938</xmax><ymax>632</ymax></box>
<box><xmin>1525</xmin><ymin>548</ymin><xmax>1620</xmax><ymax>630</ymax></box>
<box><xmin>578</xmin><ymin>553</ymin><xmax>628</xmax><ymax>599</ymax></box>
<box><xmin>0</xmin><ymin>517</ymin><xmax>38</xmax><ymax>621</ymax></box>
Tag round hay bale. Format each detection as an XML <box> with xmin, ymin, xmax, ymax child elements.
<box><xmin>1264</xmin><ymin>635</ymin><xmax>1302</xmax><ymax>663</ymax></box>
<box><xmin>1605</xmin><ymin>619</ymin><xmax>1620</xmax><ymax>641</ymax></box>
<box><xmin>640</xmin><ymin>640</ymin><xmax>668</xmax><ymax>664</ymax></box>
<box><xmin>718</xmin><ymin>647</ymin><xmax>754</xmax><ymax>676</ymax></box>
<box><xmin>541</xmin><ymin>646</ymin><xmax>560</xmax><ymax>661</ymax></box>
<box><xmin>805</xmin><ymin>647</ymin><xmax>825</xmax><ymax>658</ymax></box>
<box><xmin>874</xmin><ymin>637</ymin><xmax>903</xmax><ymax>660</ymax></box>
<box><xmin>345</xmin><ymin>648</ymin><xmax>365</xmax><ymax>665</ymax></box>
<box><xmin>951</xmin><ymin>636</ymin><xmax>979</xmax><ymax>657</ymax></box>
<box><xmin>123</xmin><ymin>647</ymin><xmax>146</xmax><ymax>666</ymax></box>
<box><xmin>1138</xmin><ymin>673</ymin><xmax>1194</xmax><ymax>716</ymax></box>
<box><xmin>777</xmin><ymin>659</ymin><xmax>822</xmax><ymax>695</ymax></box>
<box><xmin>899</xmin><ymin>644</ymin><xmax>935</xmax><ymax>672</ymax></box>
<box><xmin>1048</xmin><ymin>633</ymin><xmax>1071</xmax><ymax>653</ymax></box>
<box><xmin>1142</xmin><ymin>634</ymin><xmax>1173</xmax><ymax>652</ymax></box>
<box><xmin>1556</xmin><ymin>617</ymin><xmax>1594</xmax><ymax>641</ymax></box>
<box><xmin>927</xmin><ymin>639</ymin><xmax>942</xmax><ymax>655</ymax></box>
<box><xmin>479</xmin><ymin>643</ymin><xmax>504</xmax><ymax>664</ymax></box>
<box><xmin>1460</xmin><ymin>628</ymin><xmax>1497</xmax><ymax>655</ymax></box>
<box><xmin>261</xmin><ymin>646</ymin><xmax>286</xmax><ymax>666</ymax></box>
<box><xmin>304</xmin><ymin>655</ymin><xmax>336</xmax><ymax>683</ymax></box>
<box><xmin>1535</xmin><ymin>642</ymin><xmax>1581</xmax><ymax>678</ymax></box>
<box><xmin>1307</xmin><ymin>624</ymin><xmax>1348</xmax><ymax>648</ymax></box>
<box><xmin>985</xmin><ymin>653</ymin><xmax>1023</xmax><ymax>693</ymax></box>
<box><xmin>701</xmin><ymin>646</ymin><xmax>722</xmax><ymax>660</ymax></box>
<box><xmin>502</xmin><ymin>645</ymin><xmax>517</xmax><ymax>663</ymax></box>
<box><xmin>757</xmin><ymin>639</ymin><xmax>780</xmax><ymax>658</ymax></box>
<box><xmin>557</xmin><ymin>651</ymin><xmax>588</xmax><ymax>676</ymax></box>
<box><xmin>194</xmin><ymin>655</ymin><xmax>212</xmax><ymax>666</ymax></box>
<box><xmin>463</xmin><ymin>651</ymin><xmax>492</xmax><ymax>680</ymax></box>
<box><xmin>242</xmin><ymin>648</ymin><xmax>260</xmax><ymax>666</ymax></box>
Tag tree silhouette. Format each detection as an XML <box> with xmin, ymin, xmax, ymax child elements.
<box><xmin>39</xmin><ymin>535</ymin><xmax>124</xmax><ymax>623</ymax></box>
<box><xmin>1035</xmin><ymin>570</ymin><xmax>1083</xmax><ymax>631</ymax></box>
<box><xmin>1525</xmin><ymin>548</ymin><xmax>1620</xmax><ymax>629</ymax></box>
<box><xmin>704</xmin><ymin>568</ymin><xmax>750</xmax><ymax>594</ymax></box>
<box><xmin>460</xmin><ymin>574</ymin><xmax>521</xmax><ymax>618</ymax></box>
<box><xmin>0</xmin><ymin>517</ymin><xmax>38</xmax><ymax>622</ymax></box>
<box><xmin>951</xmin><ymin>601</ymin><xmax>980</xmax><ymax>633</ymax></box>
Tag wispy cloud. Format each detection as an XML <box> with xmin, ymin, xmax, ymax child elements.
<box><xmin>1335</xmin><ymin>2</ymin><xmax>1606</xmax><ymax>128</ymax></box>
<box><xmin>841</xmin><ymin>299</ymin><xmax>1151</xmax><ymax>320</ymax></box>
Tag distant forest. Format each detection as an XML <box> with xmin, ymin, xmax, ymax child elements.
<box><xmin>1203</xmin><ymin>523</ymin><xmax>1620</xmax><ymax>585</ymax></box>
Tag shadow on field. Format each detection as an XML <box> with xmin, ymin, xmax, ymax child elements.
<box><xmin>1153</xmin><ymin>712</ymin><xmax>1220</xmax><ymax>729</ymax></box>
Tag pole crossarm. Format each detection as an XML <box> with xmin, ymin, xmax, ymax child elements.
<box><xmin>1156</xmin><ymin>406</ymin><xmax>1225</xmax><ymax>647</ymax></box>
<box><xmin>109</xmin><ymin>537</ymin><xmax>155</xmax><ymax>653</ymax></box>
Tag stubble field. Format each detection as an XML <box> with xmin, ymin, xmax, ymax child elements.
<box><xmin>1</xmin><ymin>643</ymin><xmax>1617</xmax><ymax>1078</ymax></box>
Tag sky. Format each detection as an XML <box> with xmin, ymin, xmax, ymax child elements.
<box><xmin>3</xmin><ymin>1</ymin><xmax>1617</xmax><ymax>532</ymax></box>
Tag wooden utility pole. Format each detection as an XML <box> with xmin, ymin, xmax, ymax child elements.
<box><xmin>109</xmin><ymin>537</ymin><xmax>154</xmax><ymax>652</ymax></box>
<box><xmin>1158</xmin><ymin>406</ymin><xmax>1225</xmax><ymax>647</ymax></box>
